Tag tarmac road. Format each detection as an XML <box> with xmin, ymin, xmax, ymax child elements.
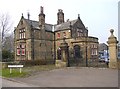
<box><xmin>11</xmin><ymin>67</ymin><xmax>118</xmax><ymax>87</ymax></box>
<box><xmin>1</xmin><ymin>77</ymin><xmax>39</xmax><ymax>87</ymax></box>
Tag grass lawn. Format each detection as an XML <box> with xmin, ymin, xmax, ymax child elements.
<box><xmin>1</xmin><ymin>68</ymin><xmax>28</xmax><ymax>78</ymax></box>
<box><xmin>1</xmin><ymin>64</ymin><xmax>57</xmax><ymax>78</ymax></box>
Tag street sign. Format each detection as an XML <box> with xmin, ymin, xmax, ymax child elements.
<box><xmin>8</xmin><ymin>65</ymin><xmax>24</xmax><ymax>73</ymax></box>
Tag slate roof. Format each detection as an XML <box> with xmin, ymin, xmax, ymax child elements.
<box><xmin>24</xmin><ymin>17</ymin><xmax>85</xmax><ymax>32</ymax></box>
<box><xmin>25</xmin><ymin>19</ymin><xmax>53</xmax><ymax>32</ymax></box>
<box><xmin>54</xmin><ymin>19</ymin><xmax>77</xmax><ymax>31</ymax></box>
<box><xmin>54</xmin><ymin>17</ymin><xmax>85</xmax><ymax>31</ymax></box>
<box><xmin>99</xmin><ymin>43</ymin><xmax>108</xmax><ymax>51</ymax></box>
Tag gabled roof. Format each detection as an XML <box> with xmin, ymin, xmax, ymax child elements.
<box><xmin>54</xmin><ymin>19</ymin><xmax>77</xmax><ymax>31</ymax></box>
<box><xmin>54</xmin><ymin>17</ymin><xmax>85</xmax><ymax>31</ymax></box>
<box><xmin>99</xmin><ymin>43</ymin><xmax>108</xmax><ymax>51</ymax></box>
<box><xmin>24</xmin><ymin>19</ymin><xmax>53</xmax><ymax>32</ymax></box>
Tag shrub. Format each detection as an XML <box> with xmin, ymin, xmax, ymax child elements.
<box><xmin>2</xmin><ymin>50</ymin><xmax>14</xmax><ymax>62</ymax></box>
<box><xmin>18</xmin><ymin>59</ymin><xmax>54</xmax><ymax>67</ymax></box>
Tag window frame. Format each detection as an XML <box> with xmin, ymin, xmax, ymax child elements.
<box><xmin>57</xmin><ymin>33</ymin><xmax>60</xmax><ymax>38</ymax></box>
<box><xmin>63</xmin><ymin>32</ymin><xmax>66</xmax><ymax>37</ymax></box>
<box><xmin>22</xmin><ymin>49</ymin><xmax>25</xmax><ymax>55</ymax></box>
<box><xmin>16</xmin><ymin>44</ymin><xmax>26</xmax><ymax>56</ymax></box>
<box><xmin>19</xmin><ymin>28</ymin><xmax>26</xmax><ymax>39</ymax></box>
<box><xmin>17</xmin><ymin>49</ymin><xmax>20</xmax><ymax>55</ymax></box>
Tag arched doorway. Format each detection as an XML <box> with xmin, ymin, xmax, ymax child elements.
<box><xmin>73</xmin><ymin>45</ymin><xmax>82</xmax><ymax>66</ymax></box>
<box><xmin>74</xmin><ymin>45</ymin><xmax>81</xmax><ymax>58</ymax></box>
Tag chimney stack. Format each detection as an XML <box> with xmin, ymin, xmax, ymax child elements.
<box><xmin>57</xmin><ymin>9</ymin><xmax>64</xmax><ymax>25</ymax></box>
<box><xmin>39</xmin><ymin>6</ymin><xmax>45</xmax><ymax>26</ymax></box>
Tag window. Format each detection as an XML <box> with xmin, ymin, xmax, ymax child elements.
<box><xmin>91</xmin><ymin>44</ymin><xmax>94</xmax><ymax>48</ymax></box>
<box><xmin>17</xmin><ymin>45</ymin><xmax>19</xmax><ymax>48</ymax></box>
<box><xmin>22</xmin><ymin>49</ymin><xmax>25</xmax><ymax>55</ymax></box>
<box><xmin>19</xmin><ymin>28</ymin><xmax>26</xmax><ymax>39</ymax></box>
<box><xmin>93</xmin><ymin>44</ymin><xmax>97</xmax><ymax>48</ymax></box>
<box><xmin>17</xmin><ymin>49</ymin><xmax>20</xmax><ymax>55</ymax></box>
<box><xmin>63</xmin><ymin>32</ymin><xmax>66</xmax><ymax>37</ymax></box>
<box><xmin>23</xmin><ymin>29</ymin><xmax>25</xmax><ymax>31</ymax></box>
<box><xmin>17</xmin><ymin>44</ymin><xmax>26</xmax><ymax>56</ymax></box>
<box><xmin>21</xmin><ymin>33</ymin><xmax>23</xmax><ymax>39</ymax></box>
<box><xmin>24</xmin><ymin>33</ymin><xmax>25</xmax><ymax>38</ymax></box>
<box><xmin>20</xmin><ymin>33</ymin><xmax>22</xmax><ymax>39</ymax></box>
<box><xmin>95</xmin><ymin>45</ymin><xmax>97</xmax><ymax>48</ymax></box>
<box><xmin>91</xmin><ymin>49</ymin><xmax>95</xmax><ymax>55</ymax></box>
<box><xmin>77</xmin><ymin>29</ymin><xmax>84</xmax><ymax>37</ymax></box>
<box><xmin>21</xmin><ymin>44</ymin><xmax>25</xmax><ymax>48</ymax></box>
<box><xmin>91</xmin><ymin>49</ymin><xmax>97</xmax><ymax>55</ymax></box>
<box><xmin>78</xmin><ymin>32</ymin><xmax>83</xmax><ymax>37</ymax></box>
<box><xmin>57</xmin><ymin>33</ymin><xmax>60</xmax><ymax>38</ymax></box>
<box><xmin>95</xmin><ymin>49</ymin><xmax>98</xmax><ymax>55</ymax></box>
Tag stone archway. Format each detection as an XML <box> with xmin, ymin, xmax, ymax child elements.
<box><xmin>74</xmin><ymin>45</ymin><xmax>81</xmax><ymax>58</ymax></box>
<box><xmin>69</xmin><ymin>44</ymin><xmax>82</xmax><ymax>66</ymax></box>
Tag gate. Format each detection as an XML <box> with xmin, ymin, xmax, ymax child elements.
<box><xmin>69</xmin><ymin>45</ymin><xmax>108</xmax><ymax>68</ymax></box>
<box><xmin>69</xmin><ymin>45</ymin><xmax>84</xmax><ymax>67</ymax></box>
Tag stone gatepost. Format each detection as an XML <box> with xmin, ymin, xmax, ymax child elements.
<box><xmin>55</xmin><ymin>38</ymin><xmax>69</xmax><ymax>67</ymax></box>
<box><xmin>107</xmin><ymin>29</ymin><xmax>118</xmax><ymax>68</ymax></box>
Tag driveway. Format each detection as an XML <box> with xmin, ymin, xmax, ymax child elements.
<box><xmin>11</xmin><ymin>67</ymin><xmax>118</xmax><ymax>87</ymax></box>
<box><xmin>1</xmin><ymin>77</ymin><xmax>39</xmax><ymax>87</ymax></box>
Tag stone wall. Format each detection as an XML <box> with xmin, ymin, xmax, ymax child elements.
<box><xmin>55</xmin><ymin>32</ymin><xmax>98</xmax><ymax>61</ymax></box>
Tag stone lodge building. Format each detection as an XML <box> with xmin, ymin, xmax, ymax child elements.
<box><xmin>14</xmin><ymin>6</ymin><xmax>99</xmax><ymax>63</ymax></box>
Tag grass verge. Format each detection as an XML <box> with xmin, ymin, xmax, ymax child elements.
<box><xmin>0</xmin><ymin>68</ymin><xmax>28</xmax><ymax>78</ymax></box>
<box><xmin>1</xmin><ymin>64</ymin><xmax>57</xmax><ymax>78</ymax></box>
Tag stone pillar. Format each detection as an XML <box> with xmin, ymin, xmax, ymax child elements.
<box><xmin>107</xmin><ymin>29</ymin><xmax>118</xmax><ymax>68</ymax></box>
<box><xmin>55</xmin><ymin>38</ymin><xmax>69</xmax><ymax>67</ymax></box>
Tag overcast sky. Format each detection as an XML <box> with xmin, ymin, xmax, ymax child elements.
<box><xmin>0</xmin><ymin>0</ymin><xmax>119</xmax><ymax>43</ymax></box>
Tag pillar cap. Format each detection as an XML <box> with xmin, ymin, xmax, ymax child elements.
<box><xmin>110</xmin><ymin>29</ymin><xmax>115</xmax><ymax>37</ymax></box>
<box><xmin>107</xmin><ymin>29</ymin><xmax>118</xmax><ymax>44</ymax></box>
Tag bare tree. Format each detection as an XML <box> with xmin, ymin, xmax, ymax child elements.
<box><xmin>3</xmin><ymin>32</ymin><xmax>14</xmax><ymax>52</ymax></box>
<box><xmin>0</xmin><ymin>13</ymin><xmax>14</xmax><ymax>61</ymax></box>
<box><xmin>0</xmin><ymin>13</ymin><xmax>13</xmax><ymax>45</ymax></box>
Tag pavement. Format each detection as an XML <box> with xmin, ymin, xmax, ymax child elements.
<box><xmin>1</xmin><ymin>77</ymin><xmax>39</xmax><ymax>87</ymax></box>
<box><xmin>6</xmin><ymin>67</ymin><xmax>118</xmax><ymax>87</ymax></box>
